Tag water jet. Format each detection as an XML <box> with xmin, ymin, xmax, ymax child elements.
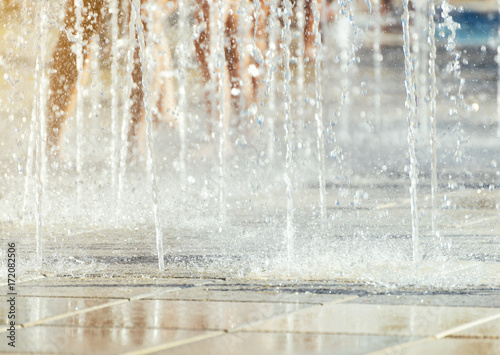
<box><xmin>0</xmin><ymin>0</ymin><xmax>499</xmax><ymax>289</ymax></box>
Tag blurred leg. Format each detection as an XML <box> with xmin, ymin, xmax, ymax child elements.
<box><xmin>249</xmin><ymin>0</ymin><xmax>269</xmax><ymax>106</ymax></box>
<box><xmin>224</xmin><ymin>6</ymin><xmax>241</xmax><ymax>111</ymax></box>
<box><xmin>150</xmin><ymin>1</ymin><xmax>177</xmax><ymax>126</ymax></box>
<box><xmin>47</xmin><ymin>0</ymin><xmax>161</xmax><ymax>157</ymax></box>
<box><xmin>304</xmin><ymin>0</ymin><xmax>315</xmax><ymax>59</ymax></box>
<box><xmin>46</xmin><ymin>0</ymin><xmax>105</xmax><ymax>156</ymax></box>
<box><xmin>193</xmin><ymin>0</ymin><xmax>212</xmax><ymax>117</ymax></box>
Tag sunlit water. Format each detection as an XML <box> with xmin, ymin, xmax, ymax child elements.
<box><xmin>0</xmin><ymin>1</ymin><xmax>499</xmax><ymax>288</ymax></box>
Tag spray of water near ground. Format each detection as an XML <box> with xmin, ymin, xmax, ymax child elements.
<box><xmin>0</xmin><ymin>0</ymin><xmax>499</xmax><ymax>288</ymax></box>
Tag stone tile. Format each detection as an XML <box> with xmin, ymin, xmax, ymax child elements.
<box><xmin>0</xmin><ymin>297</ymin><xmax>113</xmax><ymax>326</ymax></box>
<box><xmin>15</xmin><ymin>277</ymin><xmax>206</xmax><ymax>299</ymax></box>
<box><xmin>455</xmin><ymin>317</ymin><xmax>500</xmax><ymax>337</ymax></box>
<box><xmin>157</xmin><ymin>332</ymin><xmax>418</xmax><ymax>355</ymax></box>
<box><xmin>253</xmin><ymin>303</ymin><xmax>500</xmax><ymax>337</ymax></box>
<box><xmin>0</xmin><ymin>325</ymin><xmax>213</xmax><ymax>354</ymax></box>
<box><xmin>395</xmin><ymin>338</ymin><xmax>500</xmax><ymax>355</ymax></box>
<box><xmin>150</xmin><ymin>285</ymin><xmax>353</xmax><ymax>304</ymax></box>
<box><xmin>47</xmin><ymin>300</ymin><xmax>305</xmax><ymax>331</ymax></box>
<box><xmin>348</xmin><ymin>293</ymin><xmax>500</xmax><ymax>308</ymax></box>
<box><xmin>2</xmin><ymin>276</ymin><xmax>499</xmax><ymax>354</ymax></box>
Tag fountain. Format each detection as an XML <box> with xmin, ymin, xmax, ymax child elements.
<box><xmin>0</xmin><ymin>0</ymin><xmax>499</xmax><ymax>288</ymax></box>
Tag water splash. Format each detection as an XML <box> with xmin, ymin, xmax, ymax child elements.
<box><xmin>2</xmin><ymin>0</ymin><xmax>496</xmax><ymax>286</ymax></box>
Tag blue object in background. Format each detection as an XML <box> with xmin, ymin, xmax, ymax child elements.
<box><xmin>450</xmin><ymin>10</ymin><xmax>499</xmax><ymax>47</ymax></box>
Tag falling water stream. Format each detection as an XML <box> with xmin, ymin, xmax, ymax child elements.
<box><xmin>497</xmin><ymin>0</ymin><xmax>500</xmax><ymax>137</ymax></box>
<box><xmin>413</xmin><ymin>1</ymin><xmax>429</xmax><ymax>135</ymax></box>
<box><xmin>337</xmin><ymin>10</ymin><xmax>352</xmax><ymax>138</ymax></box>
<box><xmin>264</xmin><ymin>0</ymin><xmax>280</xmax><ymax>162</ymax></box>
<box><xmin>109</xmin><ymin>0</ymin><xmax>120</xmax><ymax>191</ymax></box>
<box><xmin>90</xmin><ymin>38</ymin><xmax>101</xmax><ymax>138</ymax></box>
<box><xmin>75</xmin><ymin>0</ymin><xmax>84</xmax><ymax>205</ymax></box>
<box><xmin>177</xmin><ymin>0</ymin><xmax>189</xmax><ymax>187</ymax></box>
<box><xmin>131</xmin><ymin>0</ymin><xmax>165</xmax><ymax>270</ymax></box>
<box><xmin>216</xmin><ymin>0</ymin><xmax>228</xmax><ymax>227</ymax></box>
<box><xmin>429</xmin><ymin>0</ymin><xmax>438</xmax><ymax>236</ymax></box>
<box><xmin>295</xmin><ymin>0</ymin><xmax>305</xmax><ymax>121</ymax></box>
<box><xmin>118</xmin><ymin>0</ymin><xmax>137</xmax><ymax>203</ymax></box>
<box><xmin>402</xmin><ymin>0</ymin><xmax>420</xmax><ymax>262</ymax></box>
<box><xmin>312</xmin><ymin>0</ymin><xmax>326</xmax><ymax>219</ymax></box>
<box><xmin>441</xmin><ymin>0</ymin><xmax>467</xmax><ymax>164</ymax></box>
<box><xmin>32</xmin><ymin>0</ymin><xmax>48</xmax><ymax>267</ymax></box>
<box><xmin>282</xmin><ymin>0</ymin><xmax>295</xmax><ymax>266</ymax></box>
<box><xmin>373</xmin><ymin>0</ymin><xmax>382</xmax><ymax>128</ymax></box>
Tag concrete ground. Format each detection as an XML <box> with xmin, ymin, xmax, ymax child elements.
<box><xmin>1</xmin><ymin>275</ymin><xmax>500</xmax><ymax>354</ymax></box>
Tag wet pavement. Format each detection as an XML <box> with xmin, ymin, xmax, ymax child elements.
<box><xmin>1</xmin><ymin>275</ymin><xmax>499</xmax><ymax>354</ymax></box>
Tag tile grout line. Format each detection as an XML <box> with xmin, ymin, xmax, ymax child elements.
<box><xmin>366</xmin><ymin>310</ymin><xmax>500</xmax><ymax>354</ymax></box>
<box><xmin>20</xmin><ymin>299</ymin><xmax>130</xmax><ymax>328</ymax></box>
<box><xmin>433</xmin><ymin>311</ymin><xmax>500</xmax><ymax>339</ymax></box>
<box><xmin>0</xmin><ymin>274</ymin><xmax>46</xmax><ymax>287</ymax></box>
<box><xmin>122</xmin><ymin>332</ymin><xmax>227</xmax><ymax>355</ymax></box>
<box><xmin>0</xmin><ymin>285</ymin><xmax>210</xmax><ymax>333</ymax></box>
<box><xmin>122</xmin><ymin>295</ymin><xmax>360</xmax><ymax>355</ymax></box>
<box><xmin>447</xmin><ymin>334</ymin><xmax>500</xmax><ymax>340</ymax></box>
<box><xmin>228</xmin><ymin>295</ymin><xmax>360</xmax><ymax>334</ymax></box>
<box><xmin>11</xmin><ymin>294</ymin><xmax>327</xmax><ymax>305</ymax></box>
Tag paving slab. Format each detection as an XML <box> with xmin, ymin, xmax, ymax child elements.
<box><xmin>148</xmin><ymin>284</ymin><xmax>356</xmax><ymax>304</ymax></box>
<box><xmin>0</xmin><ymin>325</ymin><xmax>214</xmax><ymax>354</ymax></box>
<box><xmin>15</xmin><ymin>276</ymin><xmax>212</xmax><ymax>299</ymax></box>
<box><xmin>346</xmin><ymin>292</ymin><xmax>500</xmax><ymax>308</ymax></box>
<box><xmin>253</xmin><ymin>303</ymin><xmax>500</xmax><ymax>337</ymax></box>
<box><xmin>390</xmin><ymin>338</ymin><xmax>500</xmax><ymax>355</ymax></box>
<box><xmin>46</xmin><ymin>300</ymin><xmax>307</xmax><ymax>331</ymax></box>
<box><xmin>455</xmin><ymin>317</ymin><xmax>500</xmax><ymax>337</ymax></box>
<box><xmin>156</xmin><ymin>333</ymin><xmax>419</xmax><ymax>355</ymax></box>
<box><xmin>2</xmin><ymin>277</ymin><xmax>500</xmax><ymax>354</ymax></box>
<box><xmin>0</xmin><ymin>297</ymin><xmax>114</xmax><ymax>326</ymax></box>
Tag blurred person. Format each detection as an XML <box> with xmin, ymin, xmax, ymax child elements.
<box><xmin>46</xmin><ymin>0</ymin><xmax>177</xmax><ymax>158</ymax></box>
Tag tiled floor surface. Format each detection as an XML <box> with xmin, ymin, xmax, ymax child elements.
<box><xmin>1</xmin><ymin>276</ymin><xmax>500</xmax><ymax>354</ymax></box>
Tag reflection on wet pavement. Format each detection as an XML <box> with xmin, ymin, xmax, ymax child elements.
<box><xmin>1</xmin><ymin>277</ymin><xmax>499</xmax><ymax>354</ymax></box>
